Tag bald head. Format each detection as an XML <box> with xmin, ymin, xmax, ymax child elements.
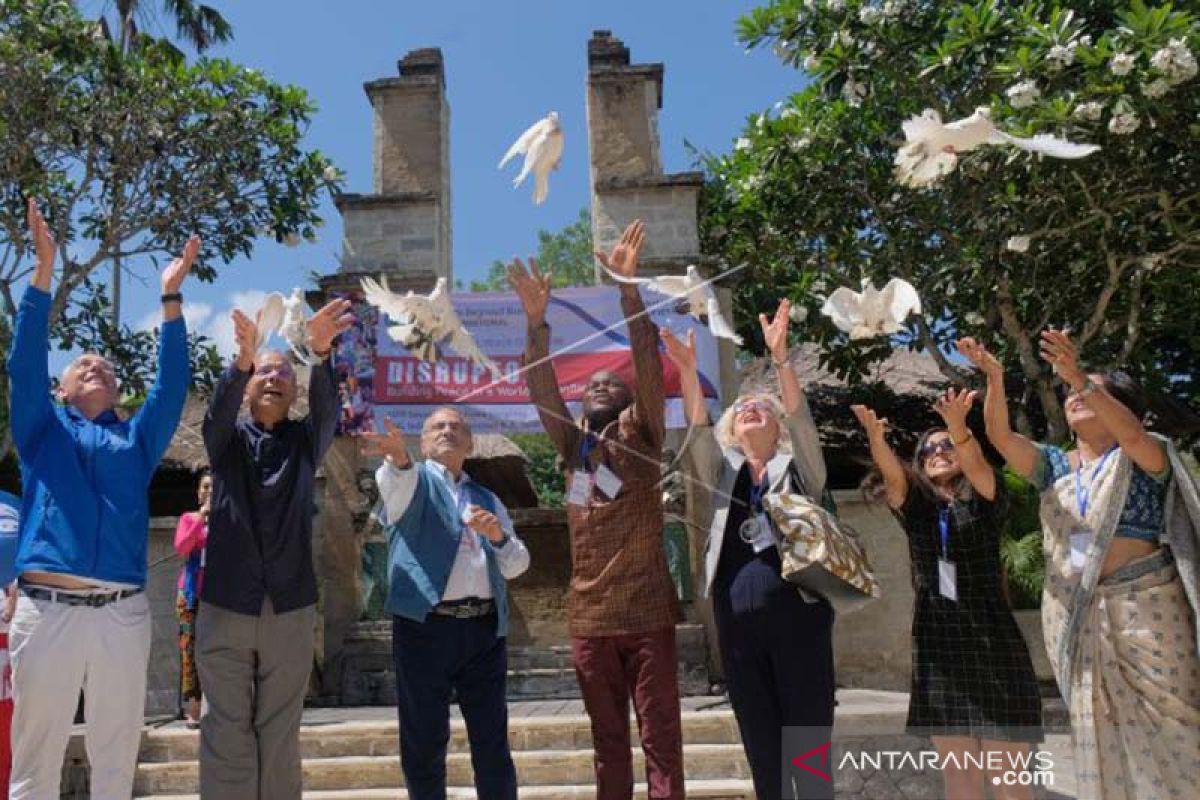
<box><xmin>58</xmin><ymin>353</ymin><xmax>119</xmax><ymax>419</ymax></box>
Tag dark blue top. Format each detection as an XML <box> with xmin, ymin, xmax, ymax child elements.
<box><xmin>713</xmin><ymin>464</ymin><xmax>793</xmax><ymax>614</ymax></box>
<box><xmin>201</xmin><ymin>361</ymin><xmax>338</xmax><ymax>615</ymax></box>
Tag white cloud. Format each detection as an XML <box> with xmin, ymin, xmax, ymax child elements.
<box><xmin>135</xmin><ymin>301</ymin><xmax>214</xmax><ymax>334</ymax></box>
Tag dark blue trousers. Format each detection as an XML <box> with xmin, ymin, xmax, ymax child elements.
<box><xmin>715</xmin><ymin>590</ymin><xmax>836</xmax><ymax>800</ymax></box>
<box><xmin>392</xmin><ymin>612</ymin><xmax>517</xmax><ymax>800</ymax></box>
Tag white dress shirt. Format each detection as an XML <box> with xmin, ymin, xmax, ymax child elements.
<box><xmin>376</xmin><ymin>459</ymin><xmax>530</xmax><ymax>601</ymax></box>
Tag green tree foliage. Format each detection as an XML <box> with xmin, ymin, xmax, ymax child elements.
<box><xmin>469</xmin><ymin>209</ymin><xmax>595</xmax><ymax>292</ymax></box>
<box><xmin>704</xmin><ymin>0</ymin><xmax>1200</xmax><ymax>442</ymax></box>
<box><xmin>509</xmin><ymin>432</ymin><xmax>565</xmax><ymax>507</ymax></box>
<box><xmin>0</xmin><ymin>0</ymin><xmax>339</xmax><ymax>456</ymax></box>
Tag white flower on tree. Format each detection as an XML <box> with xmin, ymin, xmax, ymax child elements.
<box><xmin>1110</xmin><ymin>52</ymin><xmax>1137</xmax><ymax>76</ymax></box>
<box><xmin>1005</xmin><ymin>80</ymin><xmax>1041</xmax><ymax>109</ymax></box>
<box><xmin>860</xmin><ymin>6</ymin><xmax>882</xmax><ymax>24</ymax></box>
<box><xmin>735</xmin><ymin>137</ymin><xmax>752</xmax><ymax>151</ymax></box>
<box><xmin>1108</xmin><ymin>111</ymin><xmax>1141</xmax><ymax>135</ymax></box>
<box><xmin>1150</xmin><ymin>38</ymin><xmax>1198</xmax><ymax>85</ymax></box>
<box><xmin>1046</xmin><ymin>43</ymin><xmax>1077</xmax><ymax>70</ymax></box>
<box><xmin>842</xmin><ymin>78</ymin><xmax>868</xmax><ymax>106</ymax></box>
<box><xmin>1143</xmin><ymin>78</ymin><xmax>1172</xmax><ymax>99</ymax></box>
<box><xmin>1006</xmin><ymin>235</ymin><xmax>1031</xmax><ymax>253</ymax></box>
<box><xmin>804</xmin><ymin>53</ymin><xmax>821</xmax><ymax>71</ymax></box>
<box><xmin>1072</xmin><ymin>101</ymin><xmax>1104</xmax><ymax>122</ymax></box>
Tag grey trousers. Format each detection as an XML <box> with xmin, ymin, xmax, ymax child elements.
<box><xmin>196</xmin><ymin>597</ymin><xmax>316</xmax><ymax>800</ymax></box>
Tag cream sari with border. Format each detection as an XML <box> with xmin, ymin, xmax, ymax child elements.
<box><xmin>1041</xmin><ymin>436</ymin><xmax>1200</xmax><ymax>799</ymax></box>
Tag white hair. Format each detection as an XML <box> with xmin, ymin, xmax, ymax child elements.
<box><xmin>713</xmin><ymin>392</ymin><xmax>791</xmax><ymax>453</ymax></box>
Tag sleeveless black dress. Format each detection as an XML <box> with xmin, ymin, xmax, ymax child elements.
<box><xmin>898</xmin><ymin>473</ymin><xmax>1043</xmax><ymax>741</ymax></box>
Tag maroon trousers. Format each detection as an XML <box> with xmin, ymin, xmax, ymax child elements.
<box><xmin>571</xmin><ymin>626</ymin><xmax>686</xmax><ymax>800</ymax></box>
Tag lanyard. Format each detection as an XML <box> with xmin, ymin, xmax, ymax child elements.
<box><xmin>748</xmin><ymin>471</ymin><xmax>771</xmax><ymax>514</ymax></box>
<box><xmin>1074</xmin><ymin>446</ymin><xmax>1118</xmax><ymax>519</ymax></box>
<box><xmin>937</xmin><ymin>506</ymin><xmax>951</xmax><ymax>560</ymax></box>
<box><xmin>579</xmin><ymin>432</ymin><xmax>599</xmax><ymax>474</ymax></box>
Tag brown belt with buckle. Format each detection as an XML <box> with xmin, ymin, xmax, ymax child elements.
<box><xmin>431</xmin><ymin>598</ymin><xmax>496</xmax><ymax>618</ymax></box>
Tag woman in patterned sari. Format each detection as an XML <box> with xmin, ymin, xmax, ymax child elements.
<box><xmin>959</xmin><ymin>332</ymin><xmax>1200</xmax><ymax>799</ymax></box>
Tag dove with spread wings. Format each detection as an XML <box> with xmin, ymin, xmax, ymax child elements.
<box><xmin>894</xmin><ymin>107</ymin><xmax>1100</xmax><ymax>188</ymax></box>
<box><xmin>820</xmin><ymin>278</ymin><xmax>923</xmax><ymax>340</ymax></box>
<box><xmin>498</xmin><ymin>112</ymin><xmax>564</xmax><ymax>205</ymax></box>
<box><xmin>279</xmin><ymin>288</ymin><xmax>321</xmax><ymax>365</ymax></box>
<box><xmin>360</xmin><ymin>276</ymin><xmax>502</xmax><ymax>380</ymax></box>
<box><xmin>252</xmin><ymin>292</ymin><xmax>286</xmax><ymax>351</ymax></box>
<box><xmin>599</xmin><ymin>262</ymin><xmax>742</xmax><ymax>345</ymax></box>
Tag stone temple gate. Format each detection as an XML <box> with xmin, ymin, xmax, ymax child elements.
<box><xmin>310</xmin><ymin>31</ymin><xmax>740</xmax><ymax>704</ymax></box>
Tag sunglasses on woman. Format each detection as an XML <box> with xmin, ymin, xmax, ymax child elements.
<box><xmin>919</xmin><ymin>439</ymin><xmax>955</xmax><ymax>459</ymax></box>
<box><xmin>734</xmin><ymin>399</ymin><xmax>774</xmax><ymax>416</ymax></box>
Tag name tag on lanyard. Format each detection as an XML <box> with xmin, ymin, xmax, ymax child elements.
<box><xmin>937</xmin><ymin>506</ymin><xmax>957</xmax><ymax>602</ymax></box>
<box><xmin>568</xmin><ymin>471</ymin><xmax>592</xmax><ymax>506</ymax></box>
<box><xmin>594</xmin><ymin>464</ymin><xmax>622</xmax><ymax>499</ymax></box>
<box><xmin>1071</xmin><ymin>447</ymin><xmax>1117</xmax><ymax>573</ymax></box>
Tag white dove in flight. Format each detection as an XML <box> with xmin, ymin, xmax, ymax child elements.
<box><xmin>498</xmin><ymin>112</ymin><xmax>564</xmax><ymax>205</ymax></box>
<box><xmin>821</xmin><ymin>278</ymin><xmax>923</xmax><ymax>340</ymax></box>
<box><xmin>600</xmin><ymin>263</ymin><xmax>743</xmax><ymax>345</ymax></box>
<box><xmin>894</xmin><ymin>107</ymin><xmax>1100</xmax><ymax>188</ymax></box>
<box><xmin>359</xmin><ymin>275</ymin><xmax>502</xmax><ymax>380</ymax></box>
<box><xmin>280</xmin><ymin>288</ymin><xmax>319</xmax><ymax>365</ymax></box>
<box><xmin>253</xmin><ymin>292</ymin><xmax>286</xmax><ymax>351</ymax></box>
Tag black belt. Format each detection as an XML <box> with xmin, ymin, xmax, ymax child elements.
<box><xmin>20</xmin><ymin>582</ymin><xmax>143</xmax><ymax>608</ymax></box>
<box><xmin>431</xmin><ymin>598</ymin><xmax>496</xmax><ymax>618</ymax></box>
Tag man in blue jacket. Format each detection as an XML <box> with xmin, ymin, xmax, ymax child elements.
<box><xmin>7</xmin><ymin>199</ymin><xmax>195</xmax><ymax>799</ymax></box>
<box><xmin>362</xmin><ymin>408</ymin><xmax>530</xmax><ymax>800</ymax></box>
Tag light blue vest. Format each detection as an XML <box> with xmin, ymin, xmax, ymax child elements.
<box><xmin>384</xmin><ymin>462</ymin><xmax>510</xmax><ymax>637</ymax></box>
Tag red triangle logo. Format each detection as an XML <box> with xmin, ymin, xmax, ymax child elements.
<box><xmin>791</xmin><ymin>741</ymin><xmax>832</xmax><ymax>782</ymax></box>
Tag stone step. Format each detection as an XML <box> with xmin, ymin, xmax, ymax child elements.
<box><xmin>137</xmin><ymin>778</ymin><xmax>755</xmax><ymax>800</ymax></box>
<box><xmin>138</xmin><ymin>710</ymin><xmax>743</xmax><ymax>763</ymax></box>
<box><xmin>134</xmin><ymin>744</ymin><xmax>751</xmax><ymax>796</ymax></box>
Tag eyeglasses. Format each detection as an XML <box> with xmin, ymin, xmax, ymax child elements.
<box><xmin>919</xmin><ymin>440</ymin><xmax>955</xmax><ymax>459</ymax></box>
<box><xmin>734</xmin><ymin>399</ymin><xmax>773</xmax><ymax>416</ymax></box>
<box><xmin>254</xmin><ymin>363</ymin><xmax>294</xmax><ymax>380</ymax></box>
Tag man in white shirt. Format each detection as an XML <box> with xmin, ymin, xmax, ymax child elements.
<box><xmin>363</xmin><ymin>407</ymin><xmax>529</xmax><ymax>800</ymax></box>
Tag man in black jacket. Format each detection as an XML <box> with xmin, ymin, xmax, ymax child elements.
<box><xmin>198</xmin><ymin>299</ymin><xmax>351</xmax><ymax>800</ymax></box>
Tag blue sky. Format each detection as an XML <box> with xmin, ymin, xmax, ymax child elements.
<box><xmin>79</xmin><ymin>0</ymin><xmax>805</xmax><ymax>357</ymax></box>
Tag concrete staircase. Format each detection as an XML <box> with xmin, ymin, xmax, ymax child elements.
<box><xmin>131</xmin><ymin>707</ymin><xmax>754</xmax><ymax>799</ymax></box>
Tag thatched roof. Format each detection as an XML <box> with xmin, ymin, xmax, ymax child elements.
<box><xmin>161</xmin><ymin>395</ymin><xmax>528</xmax><ymax>473</ymax></box>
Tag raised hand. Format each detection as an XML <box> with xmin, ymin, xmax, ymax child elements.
<box><xmin>466</xmin><ymin>506</ymin><xmax>505</xmax><ymax>543</ymax></box>
<box><xmin>759</xmin><ymin>299</ymin><xmax>792</xmax><ymax>363</ymax></box>
<box><xmin>506</xmin><ymin>256</ymin><xmax>551</xmax><ymax>326</ymax></box>
<box><xmin>851</xmin><ymin>404</ymin><xmax>890</xmax><ymax>442</ymax></box>
<box><xmin>956</xmin><ymin>337</ymin><xmax>1003</xmax><ymax>380</ymax></box>
<box><xmin>162</xmin><ymin>235</ymin><xmax>200</xmax><ymax>295</ymax></box>
<box><xmin>659</xmin><ymin>327</ymin><xmax>697</xmax><ymax>373</ymax></box>
<box><xmin>1039</xmin><ymin>329</ymin><xmax>1086</xmax><ymax>389</ymax></box>
<box><xmin>594</xmin><ymin>219</ymin><xmax>646</xmax><ymax>281</ymax></box>
<box><xmin>27</xmin><ymin>198</ymin><xmax>56</xmax><ymax>291</ymax></box>
<box><xmin>232</xmin><ymin>309</ymin><xmax>259</xmax><ymax>372</ymax></box>
<box><xmin>933</xmin><ymin>387</ymin><xmax>978</xmax><ymax>434</ymax></box>
<box><xmin>308</xmin><ymin>298</ymin><xmax>354</xmax><ymax>355</ymax></box>
<box><xmin>360</xmin><ymin>417</ymin><xmax>411</xmax><ymax>467</ymax></box>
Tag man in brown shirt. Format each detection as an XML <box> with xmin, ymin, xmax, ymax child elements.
<box><xmin>508</xmin><ymin>220</ymin><xmax>685</xmax><ymax>800</ymax></box>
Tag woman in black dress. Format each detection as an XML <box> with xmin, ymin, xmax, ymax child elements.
<box><xmin>854</xmin><ymin>390</ymin><xmax>1042</xmax><ymax>800</ymax></box>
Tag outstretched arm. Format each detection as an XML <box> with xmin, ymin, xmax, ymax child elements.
<box><xmin>8</xmin><ymin>200</ymin><xmax>60</xmax><ymax>455</ymax></box>
<box><xmin>933</xmin><ymin>387</ymin><xmax>996</xmax><ymax>501</ymax></box>
<box><xmin>305</xmin><ymin>298</ymin><xmax>354</xmax><ymax>463</ymax></box>
<box><xmin>957</xmin><ymin>337</ymin><xmax>1041</xmax><ymax>480</ymax></box>
<box><xmin>203</xmin><ymin>310</ymin><xmax>256</xmax><ymax>465</ymax></box>
<box><xmin>851</xmin><ymin>405</ymin><xmax>908</xmax><ymax>510</ymax></box>
<box><xmin>509</xmin><ymin>256</ymin><xmax>579</xmax><ymax>461</ymax></box>
<box><xmin>596</xmin><ymin>220</ymin><xmax>664</xmax><ymax>447</ymax></box>
<box><xmin>762</xmin><ymin>299</ymin><xmax>826</xmax><ymax>497</ymax></box>
<box><xmin>135</xmin><ymin>236</ymin><xmax>199</xmax><ymax>468</ymax></box>
<box><xmin>1040</xmin><ymin>329</ymin><xmax>1167</xmax><ymax>475</ymax></box>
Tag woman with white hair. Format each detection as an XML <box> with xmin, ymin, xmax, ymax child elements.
<box><xmin>663</xmin><ymin>299</ymin><xmax>833</xmax><ymax>800</ymax></box>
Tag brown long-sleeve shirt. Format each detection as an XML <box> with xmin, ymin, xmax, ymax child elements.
<box><xmin>523</xmin><ymin>287</ymin><xmax>682</xmax><ymax>637</ymax></box>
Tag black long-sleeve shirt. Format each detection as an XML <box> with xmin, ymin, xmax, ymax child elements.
<box><xmin>200</xmin><ymin>360</ymin><xmax>337</xmax><ymax>615</ymax></box>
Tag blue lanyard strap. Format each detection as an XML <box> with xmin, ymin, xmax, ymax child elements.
<box><xmin>748</xmin><ymin>472</ymin><xmax>771</xmax><ymax>514</ymax></box>
<box><xmin>579</xmin><ymin>432</ymin><xmax>599</xmax><ymax>474</ymax></box>
<box><xmin>937</xmin><ymin>506</ymin><xmax>951</xmax><ymax>560</ymax></box>
<box><xmin>1074</xmin><ymin>446</ymin><xmax>1118</xmax><ymax>519</ymax></box>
